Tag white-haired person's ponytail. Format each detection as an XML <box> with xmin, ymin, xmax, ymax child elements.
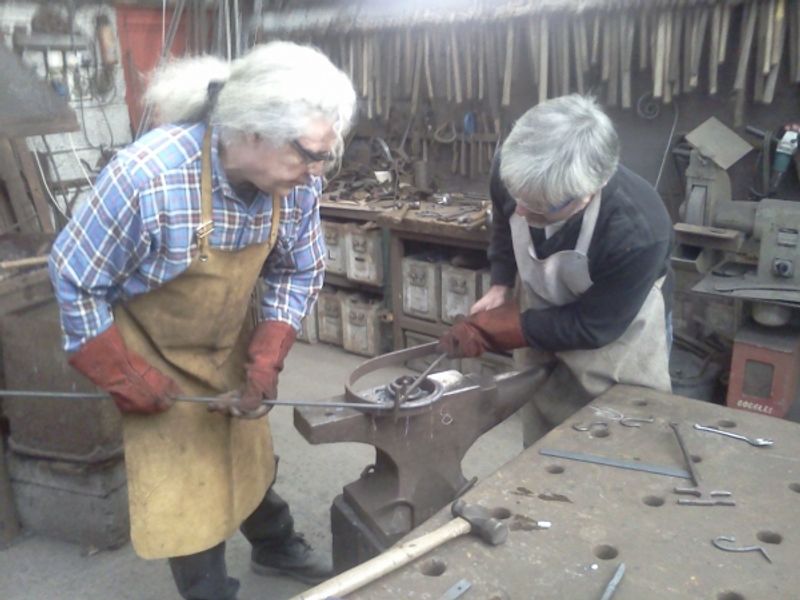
<box><xmin>144</xmin><ymin>42</ymin><xmax>358</xmax><ymax>164</ymax></box>
<box><xmin>145</xmin><ymin>55</ymin><xmax>231</xmax><ymax>125</ymax></box>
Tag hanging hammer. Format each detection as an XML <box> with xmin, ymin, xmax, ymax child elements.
<box><xmin>291</xmin><ymin>499</ymin><xmax>508</xmax><ymax>600</ymax></box>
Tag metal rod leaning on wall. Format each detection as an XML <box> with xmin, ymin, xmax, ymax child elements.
<box><xmin>0</xmin><ymin>443</ymin><xmax>21</xmax><ymax>548</ymax></box>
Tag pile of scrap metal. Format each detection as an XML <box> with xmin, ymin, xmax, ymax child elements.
<box><xmin>324</xmin><ymin>136</ymin><xmax>491</xmax><ymax>229</ymax></box>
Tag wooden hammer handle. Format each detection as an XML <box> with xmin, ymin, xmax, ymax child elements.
<box><xmin>292</xmin><ymin>517</ymin><xmax>471</xmax><ymax>600</ymax></box>
<box><xmin>0</xmin><ymin>255</ymin><xmax>49</xmax><ymax>270</ymax></box>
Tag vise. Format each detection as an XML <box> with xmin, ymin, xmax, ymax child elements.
<box><xmin>293</xmin><ymin>343</ymin><xmax>541</xmax><ymax>572</ymax></box>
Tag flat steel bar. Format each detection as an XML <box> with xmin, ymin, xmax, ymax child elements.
<box><xmin>539</xmin><ymin>448</ymin><xmax>691</xmax><ymax>479</ymax></box>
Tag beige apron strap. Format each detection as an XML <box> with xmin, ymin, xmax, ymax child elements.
<box><xmin>197</xmin><ymin>127</ymin><xmax>215</xmax><ymax>262</ymax></box>
<box><xmin>574</xmin><ymin>192</ymin><xmax>602</xmax><ymax>255</ymax></box>
<box><xmin>197</xmin><ymin>128</ymin><xmax>281</xmax><ymax>262</ymax></box>
<box><xmin>267</xmin><ymin>195</ymin><xmax>281</xmax><ymax>251</ymax></box>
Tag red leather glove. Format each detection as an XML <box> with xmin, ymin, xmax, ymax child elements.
<box><xmin>437</xmin><ymin>302</ymin><xmax>527</xmax><ymax>358</ymax></box>
<box><xmin>208</xmin><ymin>321</ymin><xmax>296</xmax><ymax>418</ymax></box>
<box><xmin>69</xmin><ymin>324</ymin><xmax>180</xmax><ymax>414</ymax></box>
<box><xmin>239</xmin><ymin>320</ymin><xmax>297</xmax><ymax>413</ymax></box>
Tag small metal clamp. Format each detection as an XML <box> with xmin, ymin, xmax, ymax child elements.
<box><xmin>196</xmin><ymin>220</ymin><xmax>215</xmax><ymax>262</ymax></box>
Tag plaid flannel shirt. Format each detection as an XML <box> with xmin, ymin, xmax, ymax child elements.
<box><xmin>49</xmin><ymin>123</ymin><xmax>325</xmax><ymax>352</ymax></box>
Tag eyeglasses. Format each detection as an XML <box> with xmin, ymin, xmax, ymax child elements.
<box><xmin>291</xmin><ymin>139</ymin><xmax>335</xmax><ymax>165</ymax></box>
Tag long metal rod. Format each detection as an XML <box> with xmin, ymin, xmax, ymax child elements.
<box><xmin>669</xmin><ymin>421</ymin><xmax>701</xmax><ymax>486</ymax></box>
<box><xmin>600</xmin><ymin>563</ymin><xmax>626</xmax><ymax>600</ymax></box>
<box><xmin>402</xmin><ymin>352</ymin><xmax>448</xmax><ymax>400</ymax></box>
<box><xmin>0</xmin><ymin>390</ymin><xmax>385</xmax><ymax>412</ymax></box>
<box><xmin>539</xmin><ymin>448</ymin><xmax>692</xmax><ymax>480</ymax></box>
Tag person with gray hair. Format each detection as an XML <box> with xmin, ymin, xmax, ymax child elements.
<box><xmin>438</xmin><ymin>94</ymin><xmax>673</xmax><ymax>446</ymax></box>
<box><xmin>49</xmin><ymin>42</ymin><xmax>357</xmax><ymax>599</ymax></box>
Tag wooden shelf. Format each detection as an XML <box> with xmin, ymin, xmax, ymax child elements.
<box><xmin>319</xmin><ymin>204</ymin><xmax>491</xmax><ymax>351</ymax></box>
<box><xmin>324</xmin><ymin>272</ymin><xmax>384</xmax><ymax>294</ymax></box>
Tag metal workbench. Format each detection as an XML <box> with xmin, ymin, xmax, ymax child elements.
<box><xmin>350</xmin><ymin>385</ymin><xmax>800</xmax><ymax>599</ymax></box>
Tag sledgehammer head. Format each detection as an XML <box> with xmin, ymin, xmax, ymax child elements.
<box><xmin>451</xmin><ymin>499</ymin><xmax>509</xmax><ymax>546</ymax></box>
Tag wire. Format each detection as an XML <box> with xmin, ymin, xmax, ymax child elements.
<box><xmin>68</xmin><ymin>132</ymin><xmax>99</xmax><ymax>199</ymax></box>
<box><xmin>40</xmin><ymin>135</ymin><xmax>75</xmax><ymax>218</ymax></box>
<box><xmin>32</xmin><ymin>145</ymin><xmax>69</xmax><ymax>218</ymax></box>
<box><xmin>654</xmin><ymin>101</ymin><xmax>680</xmax><ymax>191</ymax></box>
<box><xmin>636</xmin><ymin>92</ymin><xmax>661</xmax><ymax>120</ymax></box>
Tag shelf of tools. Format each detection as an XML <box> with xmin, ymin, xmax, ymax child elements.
<box><xmin>284</xmin><ymin>13</ymin><xmax>523</xmax><ymax>372</ymax></box>
<box><xmin>315</xmin><ymin>127</ymin><xmax>514</xmax><ymax>371</ymax></box>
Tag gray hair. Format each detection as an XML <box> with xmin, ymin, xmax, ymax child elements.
<box><xmin>499</xmin><ymin>94</ymin><xmax>620</xmax><ymax>211</ymax></box>
<box><xmin>144</xmin><ymin>41</ymin><xmax>357</xmax><ymax>163</ymax></box>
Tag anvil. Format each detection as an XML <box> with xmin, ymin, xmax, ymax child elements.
<box><xmin>294</xmin><ymin>365</ymin><xmax>543</xmax><ymax>571</ymax></box>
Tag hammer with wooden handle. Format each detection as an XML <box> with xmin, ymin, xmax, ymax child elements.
<box><xmin>291</xmin><ymin>500</ymin><xmax>508</xmax><ymax>600</ymax></box>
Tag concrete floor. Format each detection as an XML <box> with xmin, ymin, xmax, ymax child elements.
<box><xmin>1</xmin><ymin>342</ymin><xmax>522</xmax><ymax>600</ymax></box>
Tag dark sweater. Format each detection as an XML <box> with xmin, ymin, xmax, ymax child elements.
<box><xmin>488</xmin><ymin>159</ymin><xmax>674</xmax><ymax>352</ymax></box>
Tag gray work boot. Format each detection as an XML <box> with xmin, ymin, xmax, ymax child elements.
<box><xmin>251</xmin><ymin>534</ymin><xmax>333</xmax><ymax>585</ymax></box>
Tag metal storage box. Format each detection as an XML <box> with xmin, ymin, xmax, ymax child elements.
<box><xmin>342</xmin><ymin>294</ymin><xmax>386</xmax><ymax>357</ymax></box>
<box><xmin>345</xmin><ymin>227</ymin><xmax>384</xmax><ymax>285</ymax></box>
<box><xmin>440</xmin><ymin>264</ymin><xmax>480</xmax><ymax>324</ymax></box>
<box><xmin>8</xmin><ymin>451</ymin><xmax>129</xmax><ymax>549</ymax></box>
<box><xmin>317</xmin><ymin>288</ymin><xmax>343</xmax><ymax>346</ymax></box>
<box><xmin>322</xmin><ymin>220</ymin><xmax>347</xmax><ymax>275</ymax></box>
<box><xmin>2</xmin><ymin>301</ymin><xmax>123</xmax><ymax>462</ymax></box>
<box><xmin>297</xmin><ymin>301</ymin><xmax>318</xmax><ymax>344</ymax></box>
<box><xmin>402</xmin><ymin>256</ymin><xmax>440</xmax><ymax>322</ymax></box>
<box><xmin>479</xmin><ymin>269</ymin><xmax>491</xmax><ymax>296</ymax></box>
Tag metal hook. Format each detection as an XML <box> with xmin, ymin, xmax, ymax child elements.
<box><xmin>711</xmin><ymin>536</ymin><xmax>772</xmax><ymax>563</ymax></box>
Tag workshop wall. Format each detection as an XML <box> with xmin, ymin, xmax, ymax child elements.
<box><xmin>255</xmin><ymin>0</ymin><xmax>800</xmax><ymax>375</ymax></box>
<box><xmin>255</xmin><ymin>0</ymin><xmax>800</xmax><ymax>206</ymax></box>
<box><xmin>0</xmin><ymin>2</ymin><xmax>132</xmax><ymax>220</ymax></box>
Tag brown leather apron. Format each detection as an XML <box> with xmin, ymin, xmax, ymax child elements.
<box><xmin>114</xmin><ymin>128</ymin><xmax>281</xmax><ymax>559</ymax></box>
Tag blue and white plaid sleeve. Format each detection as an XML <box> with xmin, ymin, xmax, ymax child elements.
<box><xmin>260</xmin><ymin>177</ymin><xmax>325</xmax><ymax>331</ymax></box>
<box><xmin>48</xmin><ymin>155</ymin><xmax>151</xmax><ymax>352</ymax></box>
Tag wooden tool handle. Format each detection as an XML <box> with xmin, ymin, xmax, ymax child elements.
<box><xmin>0</xmin><ymin>255</ymin><xmax>49</xmax><ymax>270</ymax></box>
<box><xmin>292</xmin><ymin>517</ymin><xmax>471</xmax><ymax>600</ymax></box>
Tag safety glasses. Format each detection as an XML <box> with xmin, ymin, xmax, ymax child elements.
<box><xmin>290</xmin><ymin>139</ymin><xmax>335</xmax><ymax>165</ymax></box>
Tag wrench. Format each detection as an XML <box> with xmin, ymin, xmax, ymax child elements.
<box><xmin>693</xmin><ymin>424</ymin><xmax>774</xmax><ymax>447</ymax></box>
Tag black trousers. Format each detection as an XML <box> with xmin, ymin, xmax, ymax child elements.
<box><xmin>168</xmin><ymin>487</ymin><xmax>294</xmax><ymax>600</ymax></box>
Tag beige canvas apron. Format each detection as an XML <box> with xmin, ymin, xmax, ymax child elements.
<box><xmin>510</xmin><ymin>194</ymin><xmax>671</xmax><ymax>447</ymax></box>
<box><xmin>113</xmin><ymin>128</ymin><xmax>281</xmax><ymax>559</ymax></box>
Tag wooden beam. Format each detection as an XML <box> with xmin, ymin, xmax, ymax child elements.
<box><xmin>0</xmin><ymin>138</ymin><xmax>38</xmax><ymax>233</ymax></box>
<box><xmin>0</xmin><ymin>444</ymin><xmax>21</xmax><ymax>549</ymax></box>
<box><xmin>10</xmin><ymin>139</ymin><xmax>53</xmax><ymax>233</ymax></box>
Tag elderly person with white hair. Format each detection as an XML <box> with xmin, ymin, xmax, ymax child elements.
<box><xmin>438</xmin><ymin>94</ymin><xmax>673</xmax><ymax>447</ymax></box>
<box><xmin>49</xmin><ymin>42</ymin><xmax>357</xmax><ymax>599</ymax></box>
